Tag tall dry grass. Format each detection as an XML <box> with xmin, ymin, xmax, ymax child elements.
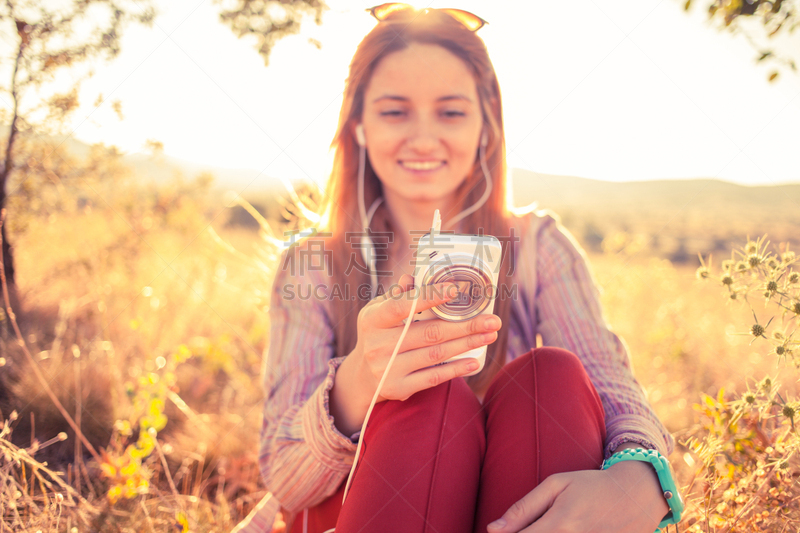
<box><xmin>1</xmin><ymin>162</ymin><xmax>280</xmax><ymax>531</ymax></box>
<box><xmin>0</xmin><ymin>150</ymin><xmax>797</xmax><ymax>531</ymax></box>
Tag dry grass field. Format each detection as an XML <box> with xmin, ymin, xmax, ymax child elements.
<box><xmin>1</xmin><ymin>170</ymin><xmax>798</xmax><ymax>531</ymax></box>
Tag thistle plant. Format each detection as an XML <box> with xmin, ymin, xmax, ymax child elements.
<box><xmin>98</xmin><ymin>343</ymin><xmax>195</xmax><ymax>533</ymax></box>
<box><xmin>0</xmin><ymin>414</ymin><xmax>81</xmax><ymax>532</ymax></box>
<box><xmin>683</xmin><ymin>236</ymin><xmax>800</xmax><ymax>532</ymax></box>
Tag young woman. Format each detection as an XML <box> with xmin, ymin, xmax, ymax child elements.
<box><xmin>248</xmin><ymin>4</ymin><xmax>677</xmax><ymax>533</ymax></box>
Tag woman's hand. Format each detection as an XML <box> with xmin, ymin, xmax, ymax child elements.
<box><xmin>269</xmin><ymin>511</ymin><xmax>286</xmax><ymax>533</ymax></box>
<box><xmin>330</xmin><ymin>274</ymin><xmax>502</xmax><ymax>436</ymax></box>
<box><xmin>486</xmin><ymin>445</ymin><xmax>669</xmax><ymax>533</ymax></box>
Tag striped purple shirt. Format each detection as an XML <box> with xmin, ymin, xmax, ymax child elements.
<box><xmin>233</xmin><ymin>209</ymin><xmax>674</xmax><ymax>532</ymax></box>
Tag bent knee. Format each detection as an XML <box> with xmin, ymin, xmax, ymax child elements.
<box><xmin>531</xmin><ymin>346</ymin><xmax>586</xmax><ymax>376</ymax></box>
<box><xmin>486</xmin><ymin>347</ymin><xmax>591</xmax><ymax>398</ymax></box>
<box><xmin>377</xmin><ymin>376</ymin><xmax>481</xmax><ymax>422</ymax></box>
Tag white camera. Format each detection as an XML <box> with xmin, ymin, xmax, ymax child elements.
<box><xmin>402</xmin><ymin>231</ymin><xmax>502</xmax><ymax>376</ymax></box>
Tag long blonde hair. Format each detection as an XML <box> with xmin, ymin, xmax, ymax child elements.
<box><xmin>317</xmin><ymin>12</ymin><xmax>517</xmax><ymax>395</ymax></box>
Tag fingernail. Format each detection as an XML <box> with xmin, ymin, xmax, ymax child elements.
<box><xmin>466</xmin><ymin>360</ymin><xmax>479</xmax><ymax>371</ymax></box>
<box><xmin>484</xmin><ymin>316</ymin><xmax>500</xmax><ymax>329</ymax></box>
<box><xmin>488</xmin><ymin>518</ymin><xmax>506</xmax><ymax>530</ymax></box>
<box><xmin>444</xmin><ymin>283</ymin><xmax>458</xmax><ymax>298</ymax></box>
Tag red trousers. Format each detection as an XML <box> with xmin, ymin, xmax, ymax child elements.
<box><xmin>289</xmin><ymin>347</ymin><xmax>606</xmax><ymax>533</ymax></box>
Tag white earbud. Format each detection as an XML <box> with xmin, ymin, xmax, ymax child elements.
<box><xmin>355</xmin><ymin>124</ymin><xmax>366</xmax><ymax>147</ymax></box>
<box><xmin>481</xmin><ymin>129</ymin><xmax>488</xmax><ymax>148</ymax></box>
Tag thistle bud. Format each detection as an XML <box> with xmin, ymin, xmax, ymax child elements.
<box><xmin>782</xmin><ymin>404</ymin><xmax>796</xmax><ymax>419</ymax></box>
<box><xmin>788</xmin><ymin>272</ymin><xmax>799</xmax><ymax>284</ymax></box>
<box><xmin>751</xmin><ymin>324</ymin><xmax>765</xmax><ymax>337</ymax></box>
<box><xmin>721</xmin><ymin>275</ymin><xmax>733</xmax><ymax>286</ymax></box>
<box><xmin>696</xmin><ymin>266</ymin><xmax>710</xmax><ymax>280</ymax></box>
<box><xmin>749</xmin><ymin>255</ymin><xmax>762</xmax><ymax>268</ymax></box>
<box><xmin>746</xmin><ymin>241</ymin><xmax>758</xmax><ymax>254</ymax></box>
<box><xmin>767</xmin><ymin>281</ymin><xmax>778</xmax><ymax>292</ymax></box>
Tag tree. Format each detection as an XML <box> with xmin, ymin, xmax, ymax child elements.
<box><xmin>685</xmin><ymin>0</ymin><xmax>799</xmax><ymax>82</ymax></box>
<box><xmin>213</xmin><ymin>0</ymin><xmax>329</xmax><ymax>66</ymax></box>
<box><xmin>0</xmin><ymin>0</ymin><xmax>155</xmax><ymax>302</ymax></box>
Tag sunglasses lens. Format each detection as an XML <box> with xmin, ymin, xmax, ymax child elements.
<box><xmin>440</xmin><ymin>9</ymin><xmax>485</xmax><ymax>31</ymax></box>
<box><xmin>368</xmin><ymin>3</ymin><xmax>486</xmax><ymax>32</ymax></box>
<box><xmin>371</xmin><ymin>3</ymin><xmax>414</xmax><ymax>21</ymax></box>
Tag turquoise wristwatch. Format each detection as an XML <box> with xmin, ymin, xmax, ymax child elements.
<box><xmin>601</xmin><ymin>447</ymin><xmax>683</xmax><ymax>533</ymax></box>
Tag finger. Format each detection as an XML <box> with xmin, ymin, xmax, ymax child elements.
<box><xmin>363</xmin><ymin>274</ymin><xmax>415</xmax><ymax>311</ymax></box>
<box><xmin>397</xmin><ymin>313</ymin><xmax>502</xmax><ymax>356</ymax></box>
<box><xmin>362</xmin><ymin>274</ymin><xmax>414</xmax><ymax>311</ymax></box>
<box><xmin>384</xmin><ymin>274</ymin><xmax>416</xmax><ymax>305</ymax></box>
<box><xmin>519</xmin><ymin>509</ymin><xmax>560</xmax><ymax>533</ymax></box>
<box><xmin>373</xmin><ymin>281</ymin><xmax>458</xmax><ymax>328</ymax></box>
<box><xmin>382</xmin><ymin>274</ymin><xmax>415</xmax><ymax>300</ymax></box>
<box><xmin>487</xmin><ymin>475</ymin><xmax>567</xmax><ymax>532</ymax></box>
<box><xmin>398</xmin><ymin>357</ymin><xmax>479</xmax><ymax>397</ymax></box>
<box><xmin>398</xmin><ymin>329</ymin><xmax>498</xmax><ymax>375</ymax></box>
<box><xmin>397</xmin><ymin>273</ymin><xmax>414</xmax><ymax>291</ymax></box>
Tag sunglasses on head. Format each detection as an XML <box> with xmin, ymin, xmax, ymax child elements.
<box><xmin>366</xmin><ymin>3</ymin><xmax>488</xmax><ymax>32</ymax></box>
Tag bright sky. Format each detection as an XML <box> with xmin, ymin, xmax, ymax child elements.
<box><xmin>15</xmin><ymin>0</ymin><xmax>800</xmax><ymax>186</ymax></box>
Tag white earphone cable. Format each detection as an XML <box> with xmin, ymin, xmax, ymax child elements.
<box><xmin>358</xmin><ymin>138</ymin><xmax>384</xmax><ymax>296</ymax></box>
<box><xmin>357</xmin><ymin>133</ymin><xmax>368</xmax><ymax>228</ymax></box>
<box><xmin>340</xmin><ymin>281</ymin><xmax>421</xmax><ymax>506</ymax></box>
<box><xmin>342</xmin><ymin>209</ymin><xmax>441</xmax><ymax>507</ymax></box>
<box><xmin>443</xmin><ymin>138</ymin><xmax>492</xmax><ymax>231</ymax></box>
<box><xmin>335</xmin><ymin>128</ymin><xmax>490</xmax><ymax>522</ymax></box>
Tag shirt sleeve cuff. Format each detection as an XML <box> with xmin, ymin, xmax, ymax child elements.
<box><xmin>230</xmin><ymin>492</ymin><xmax>281</xmax><ymax>533</ymax></box>
<box><xmin>605</xmin><ymin>414</ymin><xmax>675</xmax><ymax>459</ymax></box>
<box><xmin>299</xmin><ymin>356</ymin><xmax>359</xmax><ymax>468</ymax></box>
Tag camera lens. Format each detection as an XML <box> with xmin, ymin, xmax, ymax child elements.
<box><xmin>421</xmin><ymin>253</ymin><xmax>494</xmax><ymax>321</ymax></box>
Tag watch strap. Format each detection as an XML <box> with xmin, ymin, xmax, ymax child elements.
<box><xmin>601</xmin><ymin>447</ymin><xmax>683</xmax><ymax>532</ymax></box>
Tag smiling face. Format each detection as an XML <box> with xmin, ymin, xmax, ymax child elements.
<box><xmin>359</xmin><ymin>42</ymin><xmax>484</xmax><ymax>220</ymax></box>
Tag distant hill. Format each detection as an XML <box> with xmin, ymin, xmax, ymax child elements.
<box><xmin>43</xmin><ymin>134</ymin><xmax>287</xmax><ymax>194</ymax></box>
<box><xmin>17</xmin><ymin>133</ymin><xmax>800</xmax><ymax>261</ymax></box>
<box><xmin>509</xmin><ymin>168</ymin><xmax>800</xmax><ymax>260</ymax></box>
<box><xmin>31</xmin><ymin>134</ymin><xmax>800</xmax><ymax>213</ymax></box>
<box><xmin>509</xmin><ymin>168</ymin><xmax>800</xmax><ymax>216</ymax></box>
